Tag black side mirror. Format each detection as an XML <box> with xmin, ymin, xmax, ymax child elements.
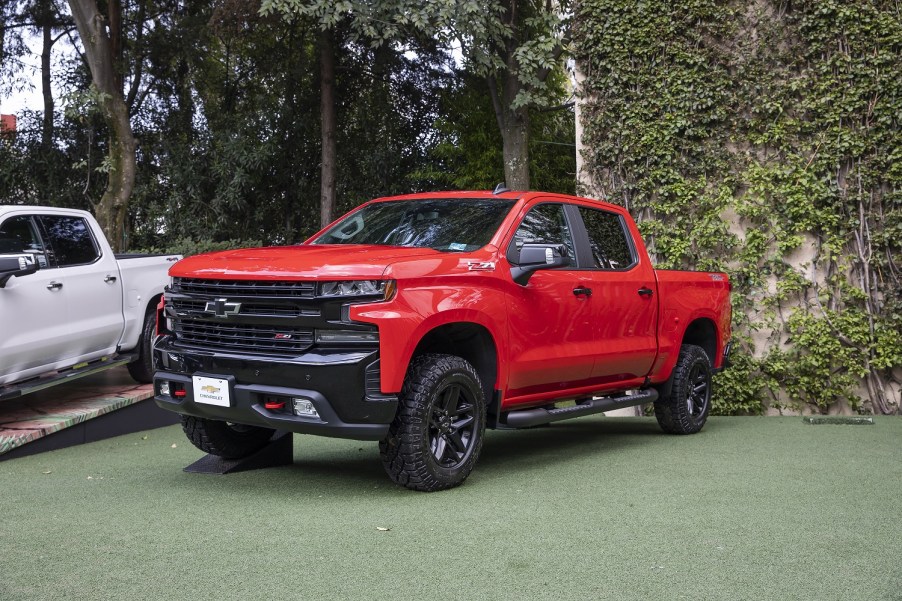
<box><xmin>510</xmin><ymin>243</ymin><xmax>571</xmax><ymax>286</ymax></box>
<box><xmin>0</xmin><ymin>255</ymin><xmax>39</xmax><ymax>288</ymax></box>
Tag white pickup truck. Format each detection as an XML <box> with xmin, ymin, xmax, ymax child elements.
<box><xmin>0</xmin><ymin>206</ymin><xmax>179</xmax><ymax>400</ymax></box>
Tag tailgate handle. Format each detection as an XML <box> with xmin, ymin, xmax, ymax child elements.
<box><xmin>638</xmin><ymin>287</ymin><xmax>654</xmax><ymax>297</ymax></box>
<box><xmin>573</xmin><ymin>286</ymin><xmax>592</xmax><ymax>297</ymax></box>
<box><xmin>104</xmin><ymin>275</ymin><xmax>118</xmax><ymax>283</ymax></box>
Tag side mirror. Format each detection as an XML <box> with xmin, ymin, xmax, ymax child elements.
<box><xmin>510</xmin><ymin>243</ymin><xmax>571</xmax><ymax>286</ymax></box>
<box><xmin>0</xmin><ymin>255</ymin><xmax>39</xmax><ymax>288</ymax></box>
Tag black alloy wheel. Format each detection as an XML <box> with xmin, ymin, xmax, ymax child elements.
<box><xmin>654</xmin><ymin>344</ymin><xmax>712</xmax><ymax>435</ymax></box>
<box><xmin>427</xmin><ymin>381</ymin><xmax>478</xmax><ymax>469</ymax></box>
<box><xmin>685</xmin><ymin>362</ymin><xmax>711</xmax><ymax>419</ymax></box>
<box><xmin>380</xmin><ymin>353</ymin><xmax>486</xmax><ymax>492</ymax></box>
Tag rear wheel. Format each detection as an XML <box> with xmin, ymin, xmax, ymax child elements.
<box><xmin>181</xmin><ymin>416</ymin><xmax>275</xmax><ymax>459</ymax></box>
<box><xmin>379</xmin><ymin>354</ymin><xmax>486</xmax><ymax>492</ymax></box>
<box><xmin>127</xmin><ymin>306</ymin><xmax>157</xmax><ymax>383</ymax></box>
<box><xmin>654</xmin><ymin>344</ymin><xmax>712</xmax><ymax>435</ymax></box>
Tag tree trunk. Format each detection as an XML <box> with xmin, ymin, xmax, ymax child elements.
<box><xmin>68</xmin><ymin>0</ymin><xmax>135</xmax><ymax>252</ymax></box>
<box><xmin>319</xmin><ymin>29</ymin><xmax>337</xmax><ymax>228</ymax></box>
<box><xmin>500</xmin><ymin>93</ymin><xmax>530</xmax><ymax>191</ymax></box>
<box><xmin>40</xmin><ymin>21</ymin><xmax>53</xmax><ymax>147</ymax></box>
<box><xmin>489</xmin><ymin>66</ymin><xmax>531</xmax><ymax>190</ymax></box>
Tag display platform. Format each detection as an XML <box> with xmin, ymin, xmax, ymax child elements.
<box><xmin>0</xmin><ymin>367</ymin><xmax>179</xmax><ymax>460</ymax></box>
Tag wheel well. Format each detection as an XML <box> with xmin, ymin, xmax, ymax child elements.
<box><xmin>682</xmin><ymin>318</ymin><xmax>717</xmax><ymax>364</ymax></box>
<box><xmin>411</xmin><ymin>323</ymin><xmax>498</xmax><ymax>402</ymax></box>
<box><xmin>147</xmin><ymin>293</ymin><xmax>162</xmax><ymax>316</ymax></box>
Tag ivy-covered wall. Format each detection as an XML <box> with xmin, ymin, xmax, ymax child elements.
<box><xmin>575</xmin><ymin>0</ymin><xmax>901</xmax><ymax>414</ymax></box>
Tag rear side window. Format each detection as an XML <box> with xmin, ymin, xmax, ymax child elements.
<box><xmin>577</xmin><ymin>206</ymin><xmax>635</xmax><ymax>270</ymax></box>
<box><xmin>0</xmin><ymin>215</ymin><xmax>49</xmax><ymax>267</ymax></box>
<box><xmin>38</xmin><ymin>215</ymin><xmax>100</xmax><ymax>267</ymax></box>
<box><xmin>508</xmin><ymin>203</ymin><xmax>576</xmax><ymax>261</ymax></box>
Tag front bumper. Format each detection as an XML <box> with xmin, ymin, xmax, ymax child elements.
<box><xmin>152</xmin><ymin>338</ymin><xmax>398</xmax><ymax>441</ymax></box>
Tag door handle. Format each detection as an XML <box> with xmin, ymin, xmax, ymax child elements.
<box><xmin>573</xmin><ymin>286</ymin><xmax>592</xmax><ymax>297</ymax></box>
<box><xmin>47</xmin><ymin>281</ymin><xmax>63</xmax><ymax>291</ymax></box>
<box><xmin>638</xmin><ymin>287</ymin><xmax>654</xmax><ymax>297</ymax></box>
<box><xmin>104</xmin><ymin>275</ymin><xmax>117</xmax><ymax>283</ymax></box>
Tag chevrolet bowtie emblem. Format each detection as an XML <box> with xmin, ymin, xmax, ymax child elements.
<box><xmin>201</xmin><ymin>385</ymin><xmax>220</xmax><ymax>394</ymax></box>
<box><xmin>204</xmin><ymin>298</ymin><xmax>242</xmax><ymax>317</ymax></box>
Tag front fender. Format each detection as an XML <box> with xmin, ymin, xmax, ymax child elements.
<box><xmin>351</xmin><ymin>284</ymin><xmax>508</xmax><ymax>394</ymax></box>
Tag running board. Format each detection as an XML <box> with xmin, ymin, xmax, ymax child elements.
<box><xmin>501</xmin><ymin>388</ymin><xmax>659</xmax><ymax>429</ymax></box>
<box><xmin>0</xmin><ymin>355</ymin><xmax>136</xmax><ymax>402</ymax></box>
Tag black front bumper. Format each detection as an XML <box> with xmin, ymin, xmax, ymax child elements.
<box><xmin>152</xmin><ymin>338</ymin><xmax>398</xmax><ymax>441</ymax></box>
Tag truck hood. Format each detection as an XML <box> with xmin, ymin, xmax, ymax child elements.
<box><xmin>169</xmin><ymin>244</ymin><xmax>444</xmax><ymax>280</ymax></box>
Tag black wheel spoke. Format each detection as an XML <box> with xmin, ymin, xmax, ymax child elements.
<box><xmin>446</xmin><ymin>431</ymin><xmax>466</xmax><ymax>455</ymax></box>
<box><xmin>451</xmin><ymin>415</ymin><xmax>475</xmax><ymax>430</ymax></box>
<box><xmin>442</xmin><ymin>385</ymin><xmax>461</xmax><ymax>413</ymax></box>
<box><xmin>453</xmin><ymin>402</ymin><xmax>473</xmax><ymax>417</ymax></box>
<box><xmin>432</xmin><ymin>434</ymin><xmax>448</xmax><ymax>463</ymax></box>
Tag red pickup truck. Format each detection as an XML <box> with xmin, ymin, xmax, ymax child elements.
<box><xmin>153</xmin><ymin>190</ymin><xmax>731</xmax><ymax>491</ymax></box>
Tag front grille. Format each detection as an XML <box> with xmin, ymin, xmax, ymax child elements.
<box><xmin>171</xmin><ymin>298</ymin><xmax>319</xmax><ymax>318</ymax></box>
<box><xmin>174</xmin><ymin>278</ymin><xmax>316</xmax><ymax>298</ymax></box>
<box><xmin>173</xmin><ymin>319</ymin><xmax>314</xmax><ymax>355</ymax></box>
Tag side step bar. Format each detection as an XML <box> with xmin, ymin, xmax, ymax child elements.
<box><xmin>0</xmin><ymin>355</ymin><xmax>136</xmax><ymax>402</ymax></box>
<box><xmin>502</xmin><ymin>388</ymin><xmax>659</xmax><ymax>429</ymax></box>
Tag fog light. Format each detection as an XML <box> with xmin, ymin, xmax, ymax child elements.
<box><xmin>159</xmin><ymin>381</ymin><xmax>170</xmax><ymax>396</ymax></box>
<box><xmin>292</xmin><ymin>398</ymin><xmax>319</xmax><ymax>418</ymax></box>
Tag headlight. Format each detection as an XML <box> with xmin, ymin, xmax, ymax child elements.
<box><xmin>318</xmin><ymin>280</ymin><xmax>391</xmax><ymax>298</ymax></box>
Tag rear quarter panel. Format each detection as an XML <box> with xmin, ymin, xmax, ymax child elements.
<box><xmin>649</xmin><ymin>270</ymin><xmax>731</xmax><ymax>383</ymax></box>
<box><xmin>116</xmin><ymin>255</ymin><xmax>180</xmax><ymax>350</ymax></box>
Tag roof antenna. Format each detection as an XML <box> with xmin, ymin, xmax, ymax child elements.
<box><xmin>493</xmin><ymin>183</ymin><xmax>510</xmax><ymax>195</ymax></box>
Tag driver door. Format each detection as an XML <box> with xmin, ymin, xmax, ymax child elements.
<box><xmin>503</xmin><ymin>202</ymin><xmax>599</xmax><ymax>403</ymax></box>
<box><xmin>0</xmin><ymin>214</ymin><xmax>71</xmax><ymax>385</ymax></box>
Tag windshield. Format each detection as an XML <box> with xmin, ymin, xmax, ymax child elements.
<box><xmin>312</xmin><ymin>198</ymin><xmax>516</xmax><ymax>252</ymax></box>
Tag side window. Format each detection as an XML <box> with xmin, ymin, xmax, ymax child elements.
<box><xmin>578</xmin><ymin>206</ymin><xmax>635</xmax><ymax>270</ymax></box>
<box><xmin>38</xmin><ymin>215</ymin><xmax>100</xmax><ymax>267</ymax></box>
<box><xmin>508</xmin><ymin>203</ymin><xmax>575</xmax><ymax>262</ymax></box>
<box><xmin>0</xmin><ymin>216</ymin><xmax>49</xmax><ymax>268</ymax></box>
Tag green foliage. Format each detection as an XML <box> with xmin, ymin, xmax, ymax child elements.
<box><xmin>418</xmin><ymin>72</ymin><xmax>575</xmax><ymax>194</ymax></box>
<box><xmin>133</xmin><ymin>237</ymin><xmax>262</xmax><ymax>258</ymax></box>
<box><xmin>712</xmin><ymin>345</ymin><xmax>767</xmax><ymax>416</ymax></box>
<box><xmin>577</xmin><ymin>0</ymin><xmax>902</xmax><ymax>414</ymax></box>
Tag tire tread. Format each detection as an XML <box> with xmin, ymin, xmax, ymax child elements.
<box><xmin>379</xmin><ymin>353</ymin><xmax>485</xmax><ymax>492</ymax></box>
<box><xmin>181</xmin><ymin>416</ymin><xmax>275</xmax><ymax>459</ymax></box>
<box><xmin>654</xmin><ymin>344</ymin><xmax>711</xmax><ymax>435</ymax></box>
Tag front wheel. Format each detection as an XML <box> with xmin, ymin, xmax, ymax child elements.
<box><xmin>181</xmin><ymin>416</ymin><xmax>276</xmax><ymax>459</ymax></box>
<box><xmin>654</xmin><ymin>344</ymin><xmax>712</xmax><ymax>435</ymax></box>
<box><xmin>379</xmin><ymin>354</ymin><xmax>486</xmax><ymax>492</ymax></box>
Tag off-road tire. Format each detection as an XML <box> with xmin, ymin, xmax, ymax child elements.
<box><xmin>181</xmin><ymin>416</ymin><xmax>276</xmax><ymax>459</ymax></box>
<box><xmin>654</xmin><ymin>344</ymin><xmax>712</xmax><ymax>435</ymax></box>
<box><xmin>127</xmin><ymin>306</ymin><xmax>157</xmax><ymax>383</ymax></box>
<box><xmin>379</xmin><ymin>354</ymin><xmax>486</xmax><ymax>492</ymax></box>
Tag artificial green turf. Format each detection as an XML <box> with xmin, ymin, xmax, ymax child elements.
<box><xmin>1</xmin><ymin>417</ymin><xmax>900</xmax><ymax>601</ymax></box>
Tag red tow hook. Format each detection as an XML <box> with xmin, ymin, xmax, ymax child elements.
<box><xmin>264</xmin><ymin>400</ymin><xmax>286</xmax><ymax>410</ymax></box>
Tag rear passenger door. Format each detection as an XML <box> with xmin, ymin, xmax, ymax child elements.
<box><xmin>571</xmin><ymin>204</ymin><xmax>658</xmax><ymax>384</ymax></box>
